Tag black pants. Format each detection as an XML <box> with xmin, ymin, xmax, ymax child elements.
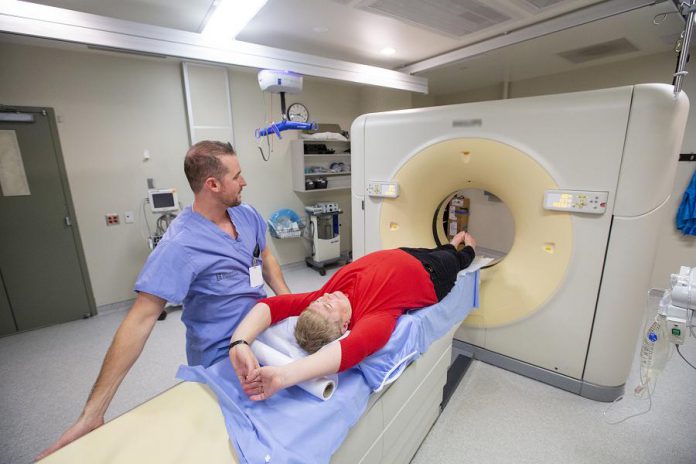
<box><xmin>399</xmin><ymin>244</ymin><xmax>475</xmax><ymax>301</ymax></box>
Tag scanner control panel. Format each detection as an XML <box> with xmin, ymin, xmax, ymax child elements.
<box><xmin>367</xmin><ymin>181</ymin><xmax>399</xmax><ymax>198</ymax></box>
<box><xmin>543</xmin><ymin>190</ymin><xmax>608</xmax><ymax>214</ymax></box>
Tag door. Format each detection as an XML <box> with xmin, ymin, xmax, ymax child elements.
<box><xmin>0</xmin><ymin>274</ymin><xmax>16</xmax><ymax>335</ymax></box>
<box><xmin>0</xmin><ymin>107</ymin><xmax>95</xmax><ymax>333</ymax></box>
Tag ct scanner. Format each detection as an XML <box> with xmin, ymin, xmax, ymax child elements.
<box><xmin>351</xmin><ymin>83</ymin><xmax>689</xmax><ymax>401</ymax></box>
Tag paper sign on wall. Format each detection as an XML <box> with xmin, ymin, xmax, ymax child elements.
<box><xmin>0</xmin><ymin>130</ymin><xmax>31</xmax><ymax>196</ymax></box>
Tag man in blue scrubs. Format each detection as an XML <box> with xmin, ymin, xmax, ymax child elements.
<box><xmin>38</xmin><ymin>141</ymin><xmax>290</xmax><ymax>460</ymax></box>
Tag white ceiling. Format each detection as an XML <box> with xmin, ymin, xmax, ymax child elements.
<box><xmin>422</xmin><ymin>2</ymin><xmax>685</xmax><ymax>94</ymax></box>
<box><xmin>237</xmin><ymin>0</ymin><xmax>608</xmax><ymax>68</ymax></box>
<box><xmin>3</xmin><ymin>0</ymin><xmax>688</xmax><ymax>96</ymax></box>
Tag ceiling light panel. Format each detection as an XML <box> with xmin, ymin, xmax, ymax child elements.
<box><xmin>353</xmin><ymin>0</ymin><xmax>519</xmax><ymax>38</ymax></box>
<box><xmin>24</xmin><ymin>0</ymin><xmax>216</xmax><ymax>32</ymax></box>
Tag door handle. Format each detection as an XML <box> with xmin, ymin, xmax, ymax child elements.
<box><xmin>65</xmin><ymin>216</ymin><xmax>72</xmax><ymax>227</ymax></box>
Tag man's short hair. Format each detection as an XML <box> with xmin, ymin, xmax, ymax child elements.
<box><xmin>184</xmin><ymin>141</ymin><xmax>236</xmax><ymax>193</ymax></box>
<box><xmin>294</xmin><ymin>308</ymin><xmax>342</xmax><ymax>354</ymax></box>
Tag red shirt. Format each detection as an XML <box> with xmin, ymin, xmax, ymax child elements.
<box><xmin>260</xmin><ymin>249</ymin><xmax>437</xmax><ymax>371</ymax></box>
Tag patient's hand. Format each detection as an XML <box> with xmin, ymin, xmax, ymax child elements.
<box><xmin>248</xmin><ymin>366</ymin><xmax>286</xmax><ymax>401</ymax></box>
<box><xmin>230</xmin><ymin>344</ymin><xmax>260</xmax><ymax>390</ymax></box>
<box><xmin>451</xmin><ymin>231</ymin><xmax>476</xmax><ymax>250</ymax></box>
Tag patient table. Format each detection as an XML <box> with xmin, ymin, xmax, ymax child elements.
<box><xmin>40</xmin><ymin>326</ymin><xmax>457</xmax><ymax>464</ymax></box>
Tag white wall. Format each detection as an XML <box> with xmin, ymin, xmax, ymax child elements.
<box><xmin>358</xmin><ymin>85</ymin><xmax>413</xmax><ymax>114</ymax></box>
<box><xmin>435</xmin><ymin>50</ymin><xmax>696</xmax><ymax>288</ymax></box>
<box><xmin>0</xmin><ymin>41</ymin><xmax>414</xmax><ymax>307</ymax></box>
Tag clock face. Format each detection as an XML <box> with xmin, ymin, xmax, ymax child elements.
<box><xmin>287</xmin><ymin>102</ymin><xmax>309</xmax><ymax>123</ymax></box>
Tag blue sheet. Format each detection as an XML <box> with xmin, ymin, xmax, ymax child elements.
<box><xmin>676</xmin><ymin>169</ymin><xmax>696</xmax><ymax>236</ymax></box>
<box><xmin>177</xmin><ymin>270</ymin><xmax>479</xmax><ymax>464</ymax></box>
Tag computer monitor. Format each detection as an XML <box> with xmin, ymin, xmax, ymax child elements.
<box><xmin>148</xmin><ymin>188</ymin><xmax>179</xmax><ymax>213</ymax></box>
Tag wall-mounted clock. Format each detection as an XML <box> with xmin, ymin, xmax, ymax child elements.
<box><xmin>286</xmin><ymin>102</ymin><xmax>309</xmax><ymax>123</ymax></box>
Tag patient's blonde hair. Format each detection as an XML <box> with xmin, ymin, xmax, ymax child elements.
<box><xmin>294</xmin><ymin>308</ymin><xmax>342</xmax><ymax>354</ymax></box>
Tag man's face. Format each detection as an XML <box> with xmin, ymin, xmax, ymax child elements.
<box><xmin>308</xmin><ymin>291</ymin><xmax>352</xmax><ymax>333</ymax></box>
<box><xmin>216</xmin><ymin>155</ymin><xmax>246</xmax><ymax>207</ymax></box>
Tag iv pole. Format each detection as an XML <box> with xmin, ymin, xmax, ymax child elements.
<box><xmin>673</xmin><ymin>0</ymin><xmax>696</xmax><ymax>95</ymax></box>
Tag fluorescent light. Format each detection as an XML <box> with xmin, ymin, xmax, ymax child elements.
<box><xmin>380</xmin><ymin>47</ymin><xmax>396</xmax><ymax>56</ymax></box>
<box><xmin>202</xmin><ymin>0</ymin><xmax>268</xmax><ymax>41</ymax></box>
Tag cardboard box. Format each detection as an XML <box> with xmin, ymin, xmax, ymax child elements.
<box><xmin>446</xmin><ymin>195</ymin><xmax>469</xmax><ymax>239</ymax></box>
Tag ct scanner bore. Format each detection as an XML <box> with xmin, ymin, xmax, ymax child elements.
<box><xmin>432</xmin><ymin>189</ymin><xmax>514</xmax><ymax>264</ymax></box>
<box><xmin>379</xmin><ymin>137</ymin><xmax>573</xmax><ymax>327</ymax></box>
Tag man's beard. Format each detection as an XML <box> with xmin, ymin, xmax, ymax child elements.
<box><xmin>223</xmin><ymin>194</ymin><xmax>241</xmax><ymax>208</ymax></box>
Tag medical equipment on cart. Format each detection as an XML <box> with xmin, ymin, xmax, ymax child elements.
<box><xmin>304</xmin><ymin>203</ymin><xmax>342</xmax><ymax>275</ymax></box>
<box><xmin>145</xmin><ymin>188</ymin><xmax>179</xmax><ymax>250</ymax></box>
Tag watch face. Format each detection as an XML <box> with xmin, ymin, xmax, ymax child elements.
<box><xmin>287</xmin><ymin>103</ymin><xmax>309</xmax><ymax>122</ymax></box>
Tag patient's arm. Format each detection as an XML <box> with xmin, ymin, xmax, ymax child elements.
<box><xmin>248</xmin><ymin>342</ymin><xmax>341</xmax><ymax>401</ymax></box>
<box><xmin>229</xmin><ymin>303</ymin><xmax>271</xmax><ymax>390</ymax></box>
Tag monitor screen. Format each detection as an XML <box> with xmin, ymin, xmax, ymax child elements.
<box><xmin>148</xmin><ymin>188</ymin><xmax>179</xmax><ymax>213</ymax></box>
<box><xmin>152</xmin><ymin>192</ymin><xmax>175</xmax><ymax>209</ymax></box>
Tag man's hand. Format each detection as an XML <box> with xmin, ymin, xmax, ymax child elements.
<box><xmin>35</xmin><ymin>415</ymin><xmax>103</xmax><ymax>461</ymax></box>
<box><xmin>229</xmin><ymin>343</ymin><xmax>260</xmax><ymax>390</ymax></box>
<box><xmin>248</xmin><ymin>366</ymin><xmax>287</xmax><ymax>401</ymax></box>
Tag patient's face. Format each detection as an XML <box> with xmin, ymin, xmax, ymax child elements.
<box><xmin>308</xmin><ymin>291</ymin><xmax>352</xmax><ymax>333</ymax></box>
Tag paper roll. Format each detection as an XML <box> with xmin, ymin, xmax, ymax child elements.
<box><xmin>251</xmin><ymin>339</ymin><xmax>337</xmax><ymax>400</ymax></box>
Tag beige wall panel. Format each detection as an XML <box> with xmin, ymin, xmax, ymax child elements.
<box><xmin>186</xmin><ymin>64</ymin><xmax>231</xmax><ymax>128</ymax></box>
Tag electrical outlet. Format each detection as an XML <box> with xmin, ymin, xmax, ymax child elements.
<box><xmin>105</xmin><ymin>213</ymin><xmax>120</xmax><ymax>226</ymax></box>
<box><xmin>124</xmin><ymin>211</ymin><xmax>135</xmax><ymax>224</ymax></box>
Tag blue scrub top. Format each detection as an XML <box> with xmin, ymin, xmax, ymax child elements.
<box><xmin>135</xmin><ymin>204</ymin><xmax>268</xmax><ymax>367</ymax></box>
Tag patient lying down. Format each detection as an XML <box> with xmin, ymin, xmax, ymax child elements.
<box><xmin>229</xmin><ymin>231</ymin><xmax>476</xmax><ymax>401</ymax></box>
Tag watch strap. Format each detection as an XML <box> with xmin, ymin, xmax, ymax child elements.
<box><xmin>228</xmin><ymin>339</ymin><xmax>249</xmax><ymax>351</ymax></box>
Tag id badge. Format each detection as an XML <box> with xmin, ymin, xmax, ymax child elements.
<box><xmin>249</xmin><ymin>264</ymin><xmax>263</xmax><ymax>288</ymax></box>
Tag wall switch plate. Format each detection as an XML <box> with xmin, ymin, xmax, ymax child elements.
<box><xmin>105</xmin><ymin>213</ymin><xmax>120</xmax><ymax>226</ymax></box>
<box><xmin>124</xmin><ymin>211</ymin><xmax>135</xmax><ymax>224</ymax></box>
